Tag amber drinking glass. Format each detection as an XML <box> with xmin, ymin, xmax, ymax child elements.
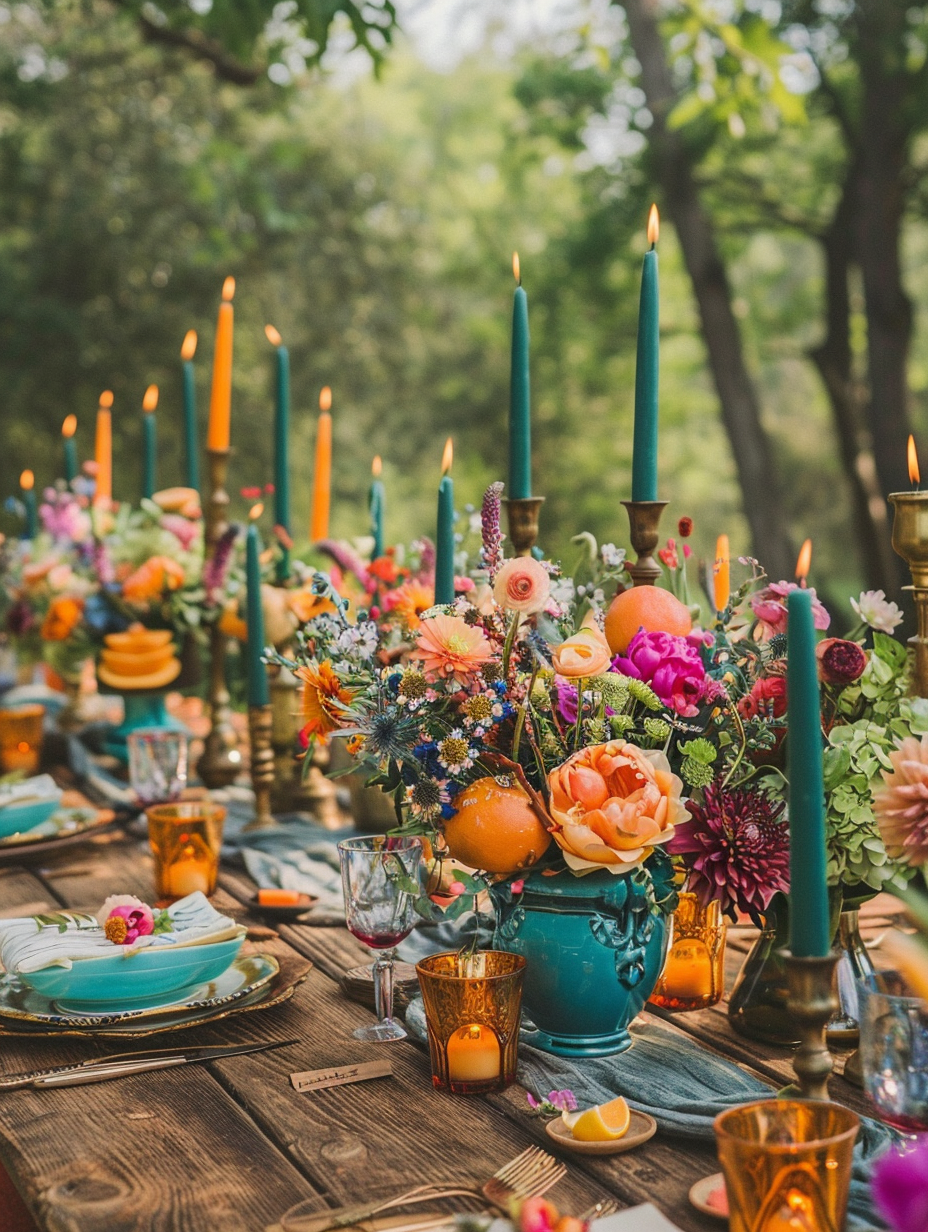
<box><xmin>649</xmin><ymin>891</ymin><xmax>727</xmax><ymax>1012</ymax></box>
<box><xmin>146</xmin><ymin>801</ymin><xmax>226</xmax><ymax>902</ymax></box>
<box><xmin>714</xmin><ymin>1100</ymin><xmax>859</xmax><ymax>1232</ymax></box>
<box><xmin>0</xmin><ymin>704</ymin><xmax>45</xmax><ymax>774</ymax></box>
<box><xmin>416</xmin><ymin>950</ymin><xmax>526</xmax><ymax>1094</ymax></box>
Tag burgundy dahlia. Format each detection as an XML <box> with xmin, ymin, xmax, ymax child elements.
<box><xmin>816</xmin><ymin>637</ymin><xmax>867</xmax><ymax>685</ymax></box>
<box><xmin>667</xmin><ymin>785</ymin><xmax>789</xmax><ymax>922</ymax></box>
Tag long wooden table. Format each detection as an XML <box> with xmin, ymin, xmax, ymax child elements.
<box><xmin>0</xmin><ymin>823</ymin><xmax>888</xmax><ymax>1232</ymax></box>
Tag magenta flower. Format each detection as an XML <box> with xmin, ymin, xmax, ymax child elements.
<box><xmin>612</xmin><ymin>629</ymin><xmax>709</xmax><ymax>717</ymax></box>
<box><xmin>668</xmin><ymin>785</ymin><xmax>789</xmax><ymax>921</ymax></box>
<box><xmin>98</xmin><ymin>896</ymin><xmax>155</xmax><ymax>946</ymax></box>
<box><xmin>872</xmin><ymin>1138</ymin><xmax>928</xmax><ymax>1232</ymax></box>
<box><xmin>750</xmin><ymin>581</ymin><xmax>830</xmax><ymax>639</ymax></box>
<box><xmin>161</xmin><ymin>513</ymin><xmax>199</xmax><ymax>552</ymax></box>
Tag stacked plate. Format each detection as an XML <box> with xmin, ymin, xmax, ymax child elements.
<box><xmin>0</xmin><ymin>892</ymin><xmax>287</xmax><ymax>1037</ymax></box>
<box><xmin>0</xmin><ymin>774</ymin><xmax>120</xmax><ymax>861</ymax></box>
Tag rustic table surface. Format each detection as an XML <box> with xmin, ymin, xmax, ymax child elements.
<box><xmin>0</xmin><ymin>821</ymin><xmax>897</xmax><ymax>1232</ymax></box>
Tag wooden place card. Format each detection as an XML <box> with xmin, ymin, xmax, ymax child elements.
<box><xmin>290</xmin><ymin>1059</ymin><xmax>393</xmax><ymax>1094</ymax></box>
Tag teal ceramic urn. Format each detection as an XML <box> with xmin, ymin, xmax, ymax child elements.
<box><xmin>490</xmin><ymin>856</ymin><xmax>675</xmax><ymax>1058</ymax></box>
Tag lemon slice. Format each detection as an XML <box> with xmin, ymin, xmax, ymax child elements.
<box><xmin>570</xmin><ymin>1096</ymin><xmax>631</xmax><ymax>1142</ymax></box>
<box><xmin>560</xmin><ymin>1108</ymin><xmax>583</xmax><ymax>1131</ymax></box>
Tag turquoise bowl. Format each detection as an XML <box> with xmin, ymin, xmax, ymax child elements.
<box><xmin>19</xmin><ymin>934</ymin><xmax>245</xmax><ymax>1007</ymax></box>
<box><xmin>0</xmin><ymin>795</ymin><xmax>62</xmax><ymax>840</ymax></box>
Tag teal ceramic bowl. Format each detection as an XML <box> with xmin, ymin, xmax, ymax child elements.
<box><xmin>19</xmin><ymin>934</ymin><xmax>245</xmax><ymax>1007</ymax></box>
<box><xmin>0</xmin><ymin>795</ymin><xmax>63</xmax><ymax>841</ymax></box>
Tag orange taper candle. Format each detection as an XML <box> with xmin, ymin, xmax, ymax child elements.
<box><xmin>713</xmin><ymin>534</ymin><xmax>730</xmax><ymax>614</ymax></box>
<box><xmin>94</xmin><ymin>390</ymin><xmax>114</xmax><ymax>507</ymax></box>
<box><xmin>206</xmin><ymin>277</ymin><xmax>235</xmax><ymax>452</ymax></box>
<box><xmin>310</xmin><ymin>386</ymin><xmax>332</xmax><ymax>543</ymax></box>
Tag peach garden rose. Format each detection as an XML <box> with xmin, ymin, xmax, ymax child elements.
<box><xmin>547</xmin><ymin>740</ymin><xmax>688</xmax><ymax>873</ymax></box>
<box><xmin>493</xmin><ymin>557</ymin><xmax>550</xmax><ymax>614</ymax></box>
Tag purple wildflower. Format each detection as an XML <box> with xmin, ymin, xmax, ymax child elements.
<box><xmin>481</xmin><ymin>482</ymin><xmax>505</xmax><ymax>580</ymax></box>
<box><xmin>872</xmin><ymin>1138</ymin><xmax>928</xmax><ymax>1232</ymax></box>
<box><xmin>315</xmin><ymin>539</ymin><xmax>370</xmax><ymax>588</ymax></box>
<box><xmin>204</xmin><ymin>525</ymin><xmax>239</xmax><ymax>602</ymax></box>
<box><xmin>92</xmin><ymin>539</ymin><xmax>115</xmax><ymax>586</ymax></box>
<box><xmin>548</xmin><ymin>1090</ymin><xmax>578</xmax><ymax>1113</ymax></box>
<box><xmin>415</xmin><ymin>537</ymin><xmax>436</xmax><ymax>583</ymax></box>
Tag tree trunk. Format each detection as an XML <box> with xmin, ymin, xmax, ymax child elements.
<box><xmin>622</xmin><ymin>0</ymin><xmax>795</xmax><ymax>580</ymax></box>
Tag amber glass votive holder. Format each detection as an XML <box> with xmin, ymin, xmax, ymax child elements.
<box><xmin>715</xmin><ymin>1100</ymin><xmax>859</xmax><ymax>1232</ymax></box>
<box><xmin>416</xmin><ymin>950</ymin><xmax>526</xmax><ymax>1094</ymax></box>
<box><xmin>649</xmin><ymin>892</ymin><xmax>727</xmax><ymax>1012</ymax></box>
<box><xmin>0</xmin><ymin>704</ymin><xmax>45</xmax><ymax>775</ymax></box>
<box><xmin>146</xmin><ymin>801</ymin><xmax>226</xmax><ymax>903</ymax></box>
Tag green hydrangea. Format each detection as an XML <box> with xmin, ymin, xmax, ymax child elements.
<box><xmin>609</xmin><ymin>714</ymin><xmax>635</xmax><ymax>737</ymax></box>
<box><xmin>678</xmin><ymin>737</ymin><xmax>717</xmax><ymax>765</ymax></box>
<box><xmin>680</xmin><ymin>757</ymin><xmax>715</xmax><ymax>789</ymax></box>
<box><xmin>643</xmin><ymin>717</ymin><xmax>671</xmax><ymax>742</ymax></box>
<box><xmin>592</xmin><ymin>673</ymin><xmax>630</xmax><ymax>711</ymax></box>
<box><xmin>626</xmin><ymin>678</ymin><xmax>661</xmax><ymax>710</ymax></box>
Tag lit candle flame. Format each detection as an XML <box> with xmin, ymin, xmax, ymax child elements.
<box><xmin>441</xmin><ymin>437</ymin><xmax>453</xmax><ymax>476</ymax></box>
<box><xmin>20</xmin><ymin>470</ymin><xmax>34</xmax><ymax>491</ymax></box>
<box><xmin>61</xmin><ymin>414</ymin><xmax>77</xmax><ymax>439</ymax></box>
<box><xmin>99</xmin><ymin>390</ymin><xmax>114</xmax><ymax>410</ymax></box>
<box><xmin>319</xmin><ymin>386</ymin><xmax>332</xmax><ymax>413</ymax></box>
<box><xmin>250</xmin><ymin>502</ymin><xmax>264</xmax><ymax>521</ymax></box>
<box><xmin>221</xmin><ymin>276</ymin><xmax>235</xmax><ymax>302</ymax></box>
<box><xmin>647</xmin><ymin>204</ymin><xmax>660</xmax><ymax>246</ymax></box>
<box><xmin>372</xmin><ymin>455</ymin><xmax>382</xmax><ymax>478</ymax></box>
<box><xmin>909</xmin><ymin>434</ymin><xmax>920</xmax><ymax>487</ymax></box>
<box><xmin>142</xmin><ymin>384</ymin><xmax>159</xmax><ymax>413</ymax></box>
<box><xmin>180</xmin><ymin>329</ymin><xmax>197</xmax><ymax>361</ymax></box>
<box><xmin>264</xmin><ymin>324</ymin><xmax>282</xmax><ymax>347</ymax></box>
<box><xmin>512</xmin><ymin>251</ymin><xmax>521</xmax><ymax>284</ymax></box>
<box><xmin>795</xmin><ymin>537</ymin><xmax>812</xmax><ymax>583</ymax></box>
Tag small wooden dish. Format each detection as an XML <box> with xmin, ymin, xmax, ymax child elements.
<box><xmin>544</xmin><ymin>1110</ymin><xmax>657</xmax><ymax>1155</ymax></box>
<box><xmin>688</xmin><ymin>1173</ymin><xmax>728</xmax><ymax>1221</ymax></box>
<box><xmin>247</xmin><ymin>893</ymin><xmax>318</xmax><ymax>922</ymax></box>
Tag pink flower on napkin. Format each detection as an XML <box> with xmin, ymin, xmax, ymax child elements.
<box><xmin>97</xmin><ymin>895</ymin><xmax>155</xmax><ymax>946</ymax></box>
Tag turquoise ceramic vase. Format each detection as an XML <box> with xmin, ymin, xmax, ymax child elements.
<box><xmin>490</xmin><ymin>856</ymin><xmax>675</xmax><ymax>1058</ymax></box>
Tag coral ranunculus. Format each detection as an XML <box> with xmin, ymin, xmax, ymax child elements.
<box><xmin>612</xmin><ymin>629</ymin><xmax>709</xmax><ymax>717</ymax></box>
<box><xmin>40</xmin><ymin>595</ymin><xmax>83</xmax><ymax>641</ymax></box>
<box><xmin>547</xmin><ymin>741</ymin><xmax>687</xmax><ymax>873</ymax></box>
<box><xmin>415</xmin><ymin>612</ymin><xmax>492</xmax><ymax>683</ymax></box>
<box><xmin>551</xmin><ymin>616</ymin><xmax>612</xmax><ymax>679</ymax></box>
<box><xmin>122</xmin><ymin>556</ymin><xmax>185</xmax><ymax>602</ymax></box>
<box><xmin>493</xmin><ymin>557</ymin><xmax>551</xmax><ymax>614</ymax></box>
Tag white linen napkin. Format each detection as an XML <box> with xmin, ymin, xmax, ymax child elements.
<box><xmin>0</xmin><ymin>775</ymin><xmax>61</xmax><ymax>809</ymax></box>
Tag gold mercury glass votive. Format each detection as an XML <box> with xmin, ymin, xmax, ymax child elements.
<box><xmin>146</xmin><ymin>801</ymin><xmax>226</xmax><ymax>903</ymax></box>
<box><xmin>714</xmin><ymin>1100</ymin><xmax>859</xmax><ymax>1232</ymax></box>
<box><xmin>0</xmin><ymin>704</ymin><xmax>45</xmax><ymax>774</ymax></box>
<box><xmin>649</xmin><ymin>892</ymin><xmax>727</xmax><ymax>1012</ymax></box>
<box><xmin>416</xmin><ymin>950</ymin><xmax>526</xmax><ymax>1094</ymax></box>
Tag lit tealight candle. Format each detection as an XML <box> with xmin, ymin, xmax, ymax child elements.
<box><xmin>167</xmin><ymin>857</ymin><xmax>212</xmax><ymax>899</ymax></box>
<box><xmin>660</xmin><ymin>941</ymin><xmax>714</xmax><ymax>1000</ymax></box>
<box><xmin>446</xmin><ymin>1024</ymin><xmax>501</xmax><ymax>1084</ymax></box>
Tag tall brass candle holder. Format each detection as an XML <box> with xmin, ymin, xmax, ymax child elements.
<box><xmin>888</xmin><ymin>490</ymin><xmax>928</xmax><ymax>696</ymax></box>
<box><xmin>504</xmin><ymin>497</ymin><xmax>544</xmax><ymax>557</ymax></box>
<box><xmin>784</xmin><ymin>950</ymin><xmax>840</xmax><ymax>1100</ymax></box>
<box><xmin>197</xmin><ymin>447</ymin><xmax>242</xmax><ymax>788</ymax></box>
<box><xmin>244</xmin><ymin>703</ymin><xmax>275</xmax><ymax>832</ymax></box>
<box><xmin>621</xmin><ymin>499</ymin><xmax>668</xmax><ymax>587</ymax></box>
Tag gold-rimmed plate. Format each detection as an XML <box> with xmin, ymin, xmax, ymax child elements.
<box><xmin>0</xmin><ymin>806</ymin><xmax>123</xmax><ymax>863</ymax></box>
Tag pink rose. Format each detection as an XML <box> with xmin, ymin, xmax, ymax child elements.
<box><xmin>493</xmin><ymin>557</ymin><xmax>551</xmax><ymax>614</ymax></box>
<box><xmin>160</xmin><ymin>513</ymin><xmax>200</xmax><ymax>552</ymax></box>
<box><xmin>612</xmin><ymin>629</ymin><xmax>709</xmax><ymax>717</ymax></box>
<box><xmin>750</xmin><ymin>581</ymin><xmax>830</xmax><ymax>640</ymax></box>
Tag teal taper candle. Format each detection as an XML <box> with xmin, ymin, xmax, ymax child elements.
<box><xmin>435</xmin><ymin>438</ymin><xmax>455</xmax><ymax>605</ymax></box>
<box><xmin>181</xmin><ymin>330</ymin><xmax>199</xmax><ymax>491</ymax></box>
<box><xmin>20</xmin><ymin>471</ymin><xmax>36</xmax><ymax>539</ymax></box>
<box><xmin>631</xmin><ymin>205</ymin><xmax>660</xmax><ymax>503</ymax></box>
<box><xmin>369</xmin><ymin>455</ymin><xmax>385</xmax><ymax>561</ymax></box>
<box><xmin>509</xmin><ymin>253</ymin><xmax>531</xmax><ymax>500</ymax></box>
<box><xmin>62</xmin><ymin>415</ymin><xmax>78</xmax><ymax>484</ymax></box>
<box><xmin>141</xmin><ymin>384</ymin><xmax>158</xmax><ymax>500</ymax></box>
<box><xmin>787</xmin><ymin>585</ymin><xmax>830</xmax><ymax>958</ymax></box>
<box><xmin>266</xmin><ymin>325</ymin><xmax>290</xmax><ymax>582</ymax></box>
<box><xmin>246</xmin><ymin>512</ymin><xmax>270</xmax><ymax>707</ymax></box>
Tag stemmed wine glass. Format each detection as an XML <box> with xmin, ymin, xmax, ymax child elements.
<box><xmin>337</xmin><ymin>835</ymin><xmax>423</xmax><ymax>1042</ymax></box>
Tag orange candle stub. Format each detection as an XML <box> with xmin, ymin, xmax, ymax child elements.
<box><xmin>94</xmin><ymin>391</ymin><xmax>114</xmax><ymax>506</ymax></box>
<box><xmin>257</xmin><ymin>888</ymin><xmax>301</xmax><ymax>907</ymax></box>
<box><xmin>206</xmin><ymin>277</ymin><xmax>235</xmax><ymax>452</ymax></box>
<box><xmin>446</xmin><ymin>1024</ymin><xmax>501</xmax><ymax>1083</ymax></box>
<box><xmin>310</xmin><ymin>386</ymin><xmax>332</xmax><ymax>542</ymax></box>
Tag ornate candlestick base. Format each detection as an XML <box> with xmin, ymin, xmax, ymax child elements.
<box><xmin>621</xmin><ymin>500</ymin><xmax>668</xmax><ymax>587</ymax></box>
<box><xmin>504</xmin><ymin>497</ymin><xmax>544</xmax><ymax>557</ymax></box>
<box><xmin>784</xmin><ymin>950</ymin><xmax>840</xmax><ymax>1100</ymax></box>
<box><xmin>889</xmin><ymin>492</ymin><xmax>928</xmax><ymax>696</ymax></box>
<box><xmin>244</xmin><ymin>703</ymin><xmax>276</xmax><ymax>832</ymax></box>
<box><xmin>197</xmin><ymin>446</ymin><xmax>242</xmax><ymax>789</ymax></box>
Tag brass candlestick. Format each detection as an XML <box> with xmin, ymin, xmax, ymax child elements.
<box><xmin>621</xmin><ymin>499</ymin><xmax>668</xmax><ymax>587</ymax></box>
<box><xmin>197</xmin><ymin>447</ymin><xmax>242</xmax><ymax>789</ymax></box>
<box><xmin>784</xmin><ymin>950</ymin><xmax>840</xmax><ymax>1100</ymax></box>
<box><xmin>504</xmin><ymin>497</ymin><xmax>544</xmax><ymax>557</ymax></box>
<box><xmin>889</xmin><ymin>491</ymin><xmax>928</xmax><ymax>696</ymax></box>
<box><xmin>244</xmin><ymin>703</ymin><xmax>276</xmax><ymax>832</ymax></box>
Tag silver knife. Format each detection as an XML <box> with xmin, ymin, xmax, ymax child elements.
<box><xmin>0</xmin><ymin>1038</ymin><xmax>298</xmax><ymax>1091</ymax></box>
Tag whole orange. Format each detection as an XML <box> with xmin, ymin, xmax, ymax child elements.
<box><xmin>443</xmin><ymin>776</ymin><xmax>551</xmax><ymax>874</ymax></box>
<box><xmin>604</xmin><ymin>586</ymin><xmax>693</xmax><ymax>654</ymax></box>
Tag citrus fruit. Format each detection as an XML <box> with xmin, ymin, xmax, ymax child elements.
<box><xmin>442</xmin><ymin>776</ymin><xmax>551</xmax><ymax>874</ymax></box>
<box><xmin>569</xmin><ymin>1096</ymin><xmax>631</xmax><ymax>1142</ymax></box>
<box><xmin>560</xmin><ymin>1108</ymin><xmax>583</xmax><ymax>1131</ymax></box>
<box><xmin>604</xmin><ymin>586</ymin><xmax>693</xmax><ymax>654</ymax></box>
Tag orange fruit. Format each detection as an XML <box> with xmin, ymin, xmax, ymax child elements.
<box><xmin>443</xmin><ymin>776</ymin><xmax>551</xmax><ymax>874</ymax></box>
<box><xmin>569</xmin><ymin>1096</ymin><xmax>631</xmax><ymax>1141</ymax></box>
<box><xmin>604</xmin><ymin>586</ymin><xmax>692</xmax><ymax>654</ymax></box>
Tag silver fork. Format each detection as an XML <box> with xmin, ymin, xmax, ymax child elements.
<box><xmin>282</xmin><ymin>1146</ymin><xmax>566</xmax><ymax>1232</ymax></box>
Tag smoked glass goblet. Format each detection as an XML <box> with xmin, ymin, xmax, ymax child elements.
<box><xmin>337</xmin><ymin>835</ymin><xmax>423</xmax><ymax>1042</ymax></box>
